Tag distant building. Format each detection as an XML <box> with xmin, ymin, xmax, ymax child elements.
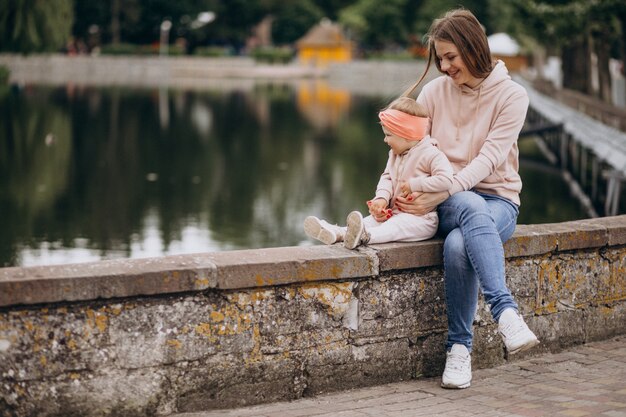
<box><xmin>488</xmin><ymin>33</ymin><xmax>527</xmax><ymax>72</ymax></box>
<box><xmin>296</xmin><ymin>19</ymin><xmax>352</xmax><ymax>68</ymax></box>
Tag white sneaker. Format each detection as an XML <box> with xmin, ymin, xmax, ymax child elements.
<box><xmin>441</xmin><ymin>344</ymin><xmax>471</xmax><ymax>389</ymax></box>
<box><xmin>498</xmin><ymin>308</ymin><xmax>540</xmax><ymax>355</ymax></box>
<box><xmin>343</xmin><ymin>211</ymin><xmax>371</xmax><ymax>249</ymax></box>
<box><xmin>303</xmin><ymin>216</ymin><xmax>344</xmax><ymax>245</ymax></box>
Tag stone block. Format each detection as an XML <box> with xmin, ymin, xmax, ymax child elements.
<box><xmin>578</xmin><ymin>215</ymin><xmax>626</xmax><ymax>246</ymax></box>
<box><xmin>374</xmin><ymin>240</ymin><xmax>443</xmax><ymax>271</ymax></box>
<box><xmin>528</xmin><ymin>310</ymin><xmax>586</xmax><ymax>351</ymax></box>
<box><xmin>506</xmin><ymin>258</ymin><xmax>540</xmax><ymax>316</ymax></box>
<box><xmin>0</xmin><ymin>254</ymin><xmax>217</xmax><ymax>307</ymax></box>
<box><xmin>584</xmin><ymin>303</ymin><xmax>626</xmax><ymax>342</ymax></box>
<box><xmin>535</xmin><ymin>253</ymin><xmax>611</xmax><ymax>314</ymax></box>
<box><xmin>506</xmin><ymin>224</ymin><xmax>558</xmax><ymax>258</ymax></box>
<box><xmin>206</xmin><ymin>246</ymin><xmax>378</xmax><ymax>289</ymax></box>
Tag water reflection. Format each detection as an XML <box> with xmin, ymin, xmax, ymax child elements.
<box><xmin>0</xmin><ymin>82</ymin><xmax>594</xmax><ymax>267</ymax></box>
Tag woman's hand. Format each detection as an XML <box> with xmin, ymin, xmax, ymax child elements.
<box><xmin>395</xmin><ymin>191</ymin><xmax>449</xmax><ymax>215</ymax></box>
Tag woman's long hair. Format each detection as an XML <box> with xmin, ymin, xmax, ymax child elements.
<box><xmin>403</xmin><ymin>8</ymin><xmax>493</xmax><ymax>98</ymax></box>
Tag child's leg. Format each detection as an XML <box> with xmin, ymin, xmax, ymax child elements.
<box><xmin>303</xmin><ymin>216</ymin><xmax>346</xmax><ymax>244</ymax></box>
<box><xmin>367</xmin><ymin>212</ymin><xmax>438</xmax><ymax>244</ymax></box>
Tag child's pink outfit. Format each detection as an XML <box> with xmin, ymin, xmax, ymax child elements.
<box><xmin>363</xmin><ymin>135</ymin><xmax>453</xmax><ymax>243</ymax></box>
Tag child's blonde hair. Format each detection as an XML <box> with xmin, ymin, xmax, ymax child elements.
<box><xmin>385</xmin><ymin>96</ymin><xmax>428</xmax><ymax>118</ymax></box>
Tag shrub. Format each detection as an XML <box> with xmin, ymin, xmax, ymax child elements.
<box><xmin>193</xmin><ymin>46</ymin><xmax>232</xmax><ymax>57</ymax></box>
<box><xmin>0</xmin><ymin>66</ymin><xmax>9</xmax><ymax>84</ymax></box>
<box><xmin>250</xmin><ymin>47</ymin><xmax>294</xmax><ymax>64</ymax></box>
<box><xmin>100</xmin><ymin>43</ymin><xmax>185</xmax><ymax>56</ymax></box>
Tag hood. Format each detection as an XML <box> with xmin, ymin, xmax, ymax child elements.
<box><xmin>457</xmin><ymin>60</ymin><xmax>510</xmax><ymax>95</ymax></box>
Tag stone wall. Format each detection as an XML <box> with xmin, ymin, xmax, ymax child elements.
<box><xmin>0</xmin><ymin>216</ymin><xmax>625</xmax><ymax>417</ymax></box>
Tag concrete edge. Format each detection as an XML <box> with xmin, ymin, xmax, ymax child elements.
<box><xmin>0</xmin><ymin>216</ymin><xmax>624</xmax><ymax>307</ymax></box>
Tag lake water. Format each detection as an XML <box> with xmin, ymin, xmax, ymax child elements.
<box><xmin>0</xmin><ymin>81</ymin><xmax>591</xmax><ymax>267</ymax></box>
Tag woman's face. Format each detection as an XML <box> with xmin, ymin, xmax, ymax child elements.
<box><xmin>434</xmin><ymin>40</ymin><xmax>481</xmax><ymax>88</ymax></box>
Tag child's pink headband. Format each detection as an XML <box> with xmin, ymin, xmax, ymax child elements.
<box><xmin>378</xmin><ymin>109</ymin><xmax>429</xmax><ymax>141</ymax></box>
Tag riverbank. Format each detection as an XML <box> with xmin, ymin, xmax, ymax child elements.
<box><xmin>0</xmin><ymin>54</ymin><xmax>431</xmax><ymax>96</ymax></box>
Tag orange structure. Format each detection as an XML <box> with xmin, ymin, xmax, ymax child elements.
<box><xmin>296</xmin><ymin>19</ymin><xmax>352</xmax><ymax>68</ymax></box>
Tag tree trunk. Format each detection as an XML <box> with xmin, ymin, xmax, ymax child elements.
<box><xmin>111</xmin><ymin>0</ymin><xmax>120</xmax><ymax>45</ymax></box>
<box><xmin>619</xmin><ymin>11</ymin><xmax>626</xmax><ymax>77</ymax></box>
<box><xmin>561</xmin><ymin>33</ymin><xmax>592</xmax><ymax>94</ymax></box>
<box><xmin>592</xmin><ymin>26</ymin><xmax>612</xmax><ymax>104</ymax></box>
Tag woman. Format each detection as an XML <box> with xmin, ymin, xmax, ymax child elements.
<box><xmin>392</xmin><ymin>9</ymin><xmax>539</xmax><ymax>389</ymax></box>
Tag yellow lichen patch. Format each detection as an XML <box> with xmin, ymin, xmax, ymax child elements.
<box><xmin>251</xmin><ymin>290</ymin><xmax>271</xmax><ymax>304</ymax></box>
<box><xmin>300</xmin><ymin>260</ymin><xmax>344</xmax><ymax>281</ymax></box>
<box><xmin>601</xmin><ymin>306</ymin><xmax>614</xmax><ymax>316</ymax></box>
<box><xmin>69</xmin><ymin>373</ymin><xmax>80</xmax><ymax>380</ymax></box>
<box><xmin>14</xmin><ymin>384</ymin><xmax>25</xmax><ymax>396</ymax></box>
<box><xmin>298</xmin><ymin>282</ymin><xmax>355</xmax><ymax>320</ymax></box>
<box><xmin>85</xmin><ymin>309</ymin><xmax>108</xmax><ymax>333</ymax></box>
<box><xmin>210</xmin><ymin>311</ymin><xmax>225</xmax><ymax>322</ymax></box>
<box><xmin>67</xmin><ymin>339</ymin><xmax>77</xmax><ymax>350</ymax></box>
<box><xmin>167</xmin><ymin>339</ymin><xmax>182</xmax><ymax>349</ymax></box>
<box><xmin>195</xmin><ymin>277</ymin><xmax>210</xmax><ymax>287</ymax></box>
<box><xmin>39</xmin><ymin>355</ymin><xmax>47</xmax><ymax>366</ymax></box>
<box><xmin>195</xmin><ymin>322</ymin><xmax>213</xmax><ymax>339</ymax></box>
<box><xmin>245</xmin><ymin>324</ymin><xmax>263</xmax><ymax>364</ymax></box>
<box><xmin>24</xmin><ymin>321</ymin><xmax>35</xmax><ymax>332</ymax></box>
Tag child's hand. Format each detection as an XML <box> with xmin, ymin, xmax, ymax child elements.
<box><xmin>400</xmin><ymin>181</ymin><xmax>412</xmax><ymax>197</ymax></box>
<box><xmin>366</xmin><ymin>198</ymin><xmax>392</xmax><ymax>222</ymax></box>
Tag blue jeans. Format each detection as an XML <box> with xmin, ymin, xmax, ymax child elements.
<box><xmin>437</xmin><ymin>191</ymin><xmax>519</xmax><ymax>352</ymax></box>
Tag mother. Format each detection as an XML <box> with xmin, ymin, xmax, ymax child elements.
<box><xmin>394</xmin><ymin>9</ymin><xmax>539</xmax><ymax>389</ymax></box>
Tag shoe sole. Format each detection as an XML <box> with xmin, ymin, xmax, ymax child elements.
<box><xmin>441</xmin><ymin>380</ymin><xmax>471</xmax><ymax>389</ymax></box>
<box><xmin>507</xmin><ymin>338</ymin><xmax>540</xmax><ymax>355</ymax></box>
<box><xmin>303</xmin><ymin>216</ymin><xmax>337</xmax><ymax>245</ymax></box>
<box><xmin>344</xmin><ymin>211</ymin><xmax>364</xmax><ymax>249</ymax></box>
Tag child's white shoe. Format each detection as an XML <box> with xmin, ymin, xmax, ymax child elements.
<box><xmin>303</xmin><ymin>216</ymin><xmax>344</xmax><ymax>245</ymax></box>
<box><xmin>344</xmin><ymin>211</ymin><xmax>371</xmax><ymax>249</ymax></box>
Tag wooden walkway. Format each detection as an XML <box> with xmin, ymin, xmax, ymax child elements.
<box><xmin>517</xmin><ymin>77</ymin><xmax>626</xmax><ymax>216</ymax></box>
<box><xmin>517</xmin><ymin>77</ymin><xmax>626</xmax><ymax>176</ymax></box>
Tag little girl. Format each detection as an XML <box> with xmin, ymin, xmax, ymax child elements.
<box><xmin>304</xmin><ymin>96</ymin><xmax>454</xmax><ymax>249</ymax></box>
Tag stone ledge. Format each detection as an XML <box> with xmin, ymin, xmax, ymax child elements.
<box><xmin>0</xmin><ymin>215</ymin><xmax>624</xmax><ymax>308</ymax></box>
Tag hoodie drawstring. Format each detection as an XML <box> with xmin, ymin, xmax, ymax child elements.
<box><xmin>468</xmin><ymin>84</ymin><xmax>483</xmax><ymax>163</ymax></box>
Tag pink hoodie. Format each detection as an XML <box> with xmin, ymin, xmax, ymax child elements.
<box><xmin>416</xmin><ymin>60</ymin><xmax>529</xmax><ymax>206</ymax></box>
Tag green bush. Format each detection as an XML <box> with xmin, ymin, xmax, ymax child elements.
<box><xmin>363</xmin><ymin>50</ymin><xmax>416</xmax><ymax>61</ymax></box>
<box><xmin>100</xmin><ymin>43</ymin><xmax>185</xmax><ymax>56</ymax></box>
<box><xmin>193</xmin><ymin>46</ymin><xmax>232</xmax><ymax>57</ymax></box>
<box><xmin>0</xmin><ymin>66</ymin><xmax>9</xmax><ymax>84</ymax></box>
<box><xmin>250</xmin><ymin>47</ymin><xmax>294</xmax><ymax>64</ymax></box>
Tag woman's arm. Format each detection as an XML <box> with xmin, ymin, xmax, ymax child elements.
<box><xmin>408</xmin><ymin>150</ymin><xmax>454</xmax><ymax>193</ymax></box>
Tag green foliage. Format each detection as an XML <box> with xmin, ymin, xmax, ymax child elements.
<box><xmin>0</xmin><ymin>0</ymin><xmax>74</xmax><ymax>53</ymax></box>
<box><xmin>99</xmin><ymin>43</ymin><xmax>185</xmax><ymax>56</ymax></box>
<box><xmin>339</xmin><ymin>0</ymin><xmax>411</xmax><ymax>49</ymax></box>
<box><xmin>270</xmin><ymin>1</ymin><xmax>325</xmax><ymax>44</ymax></box>
<box><xmin>193</xmin><ymin>46</ymin><xmax>232</xmax><ymax>57</ymax></box>
<box><xmin>0</xmin><ymin>66</ymin><xmax>9</xmax><ymax>84</ymax></box>
<box><xmin>250</xmin><ymin>46</ymin><xmax>294</xmax><ymax>64</ymax></box>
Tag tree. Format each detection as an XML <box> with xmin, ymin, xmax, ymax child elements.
<box><xmin>270</xmin><ymin>1</ymin><xmax>324</xmax><ymax>45</ymax></box>
<box><xmin>339</xmin><ymin>0</ymin><xmax>415</xmax><ymax>50</ymax></box>
<box><xmin>512</xmin><ymin>0</ymin><xmax>626</xmax><ymax>103</ymax></box>
<box><xmin>0</xmin><ymin>0</ymin><xmax>74</xmax><ymax>53</ymax></box>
